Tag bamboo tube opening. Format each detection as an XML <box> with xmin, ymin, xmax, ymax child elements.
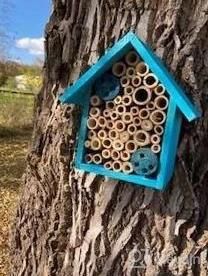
<box><xmin>150</xmin><ymin>110</ymin><xmax>166</xmax><ymax>125</ymax></box>
<box><xmin>155</xmin><ymin>96</ymin><xmax>169</xmax><ymax>110</ymax></box>
<box><xmin>85</xmin><ymin>154</ymin><xmax>93</xmax><ymax>164</ymax></box>
<box><xmin>151</xmin><ymin>134</ymin><xmax>161</xmax><ymax>144</ymax></box>
<box><xmin>106</xmin><ymin>101</ymin><xmax>115</xmax><ymax>109</ymax></box>
<box><xmin>111</xmin><ymin>149</ymin><xmax>120</xmax><ymax>161</ymax></box>
<box><xmin>125</xmin><ymin>140</ymin><xmax>137</xmax><ymax>153</ymax></box>
<box><xmin>87</xmin><ymin>117</ymin><xmax>98</xmax><ymax>130</ymax></box>
<box><xmin>98</xmin><ymin>129</ymin><xmax>107</xmax><ymax>140</ymax></box>
<box><xmin>126</xmin><ymin>67</ymin><xmax>136</xmax><ymax>78</ymax></box>
<box><xmin>85</xmin><ymin>140</ymin><xmax>91</xmax><ymax>148</ymax></box>
<box><xmin>112</xmin><ymin>62</ymin><xmax>126</xmax><ymax>77</ymax></box>
<box><xmin>120</xmin><ymin>131</ymin><xmax>130</xmax><ymax>143</ymax></box>
<box><xmin>103</xmin><ymin>109</ymin><xmax>110</xmax><ymax>118</ymax></box>
<box><xmin>143</xmin><ymin>73</ymin><xmax>159</xmax><ymax>88</ymax></box>
<box><xmin>131</xmin><ymin>106</ymin><xmax>140</xmax><ymax>116</ymax></box>
<box><xmin>112</xmin><ymin>140</ymin><xmax>124</xmax><ymax>151</ymax></box>
<box><xmin>132</xmin><ymin>75</ymin><xmax>142</xmax><ymax>87</ymax></box>
<box><xmin>125</xmin><ymin>51</ymin><xmax>139</xmax><ymax>66</ymax></box>
<box><xmin>93</xmin><ymin>154</ymin><xmax>102</xmax><ymax>164</ymax></box>
<box><xmin>122</xmin><ymin>162</ymin><xmax>134</xmax><ymax>174</ymax></box>
<box><xmin>114</xmin><ymin>96</ymin><xmax>122</xmax><ymax>105</ymax></box>
<box><xmin>132</xmin><ymin>86</ymin><xmax>151</xmax><ymax>105</ymax></box>
<box><xmin>90</xmin><ymin>95</ymin><xmax>102</xmax><ymax>106</ymax></box>
<box><xmin>98</xmin><ymin>116</ymin><xmax>107</xmax><ymax>128</ymax></box>
<box><xmin>154</xmin><ymin>125</ymin><xmax>164</xmax><ymax>136</ymax></box>
<box><xmin>102</xmin><ymin>149</ymin><xmax>111</xmax><ymax>159</ymax></box>
<box><xmin>88</xmin><ymin>130</ymin><xmax>96</xmax><ymax>139</ymax></box>
<box><xmin>122</xmin><ymin>95</ymin><xmax>132</xmax><ymax>106</ymax></box>
<box><xmin>91</xmin><ymin>138</ymin><xmax>102</xmax><ymax>150</ymax></box>
<box><xmin>114</xmin><ymin>120</ymin><xmax>126</xmax><ymax>132</ymax></box>
<box><xmin>127</xmin><ymin>124</ymin><xmax>137</xmax><ymax>135</ymax></box>
<box><xmin>120</xmin><ymin>76</ymin><xmax>130</xmax><ymax>87</ymax></box>
<box><xmin>139</xmin><ymin>108</ymin><xmax>150</xmax><ymax>120</ymax></box>
<box><xmin>112</xmin><ymin>161</ymin><xmax>122</xmax><ymax>172</ymax></box>
<box><xmin>104</xmin><ymin>161</ymin><xmax>112</xmax><ymax>170</ymax></box>
<box><xmin>122</xmin><ymin>112</ymin><xmax>133</xmax><ymax>124</ymax></box>
<box><xmin>106</xmin><ymin>120</ymin><xmax>114</xmax><ymax>129</ymax></box>
<box><xmin>102</xmin><ymin>138</ymin><xmax>112</xmax><ymax>149</ymax></box>
<box><xmin>116</xmin><ymin>105</ymin><xmax>126</xmax><ymax>115</ymax></box>
<box><xmin>141</xmin><ymin>119</ymin><xmax>153</xmax><ymax>131</ymax></box>
<box><xmin>136</xmin><ymin>62</ymin><xmax>149</xmax><ymax>76</ymax></box>
<box><xmin>133</xmin><ymin>117</ymin><xmax>141</xmax><ymax>126</ymax></box>
<box><xmin>151</xmin><ymin>144</ymin><xmax>161</xmax><ymax>154</ymax></box>
<box><xmin>89</xmin><ymin>107</ymin><xmax>100</xmax><ymax>117</ymax></box>
<box><xmin>120</xmin><ymin>150</ymin><xmax>130</xmax><ymax>161</ymax></box>
<box><xmin>109</xmin><ymin>129</ymin><xmax>119</xmax><ymax>140</ymax></box>
<box><xmin>124</xmin><ymin>85</ymin><xmax>134</xmax><ymax>96</ymax></box>
<box><xmin>110</xmin><ymin>111</ymin><xmax>119</xmax><ymax>121</ymax></box>
<box><xmin>154</xmin><ymin>84</ymin><xmax>165</xmax><ymax>95</ymax></box>
<box><xmin>147</xmin><ymin>101</ymin><xmax>155</xmax><ymax>110</ymax></box>
<box><xmin>134</xmin><ymin>130</ymin><xmax>150</xmax><ymax>146</ymax></box>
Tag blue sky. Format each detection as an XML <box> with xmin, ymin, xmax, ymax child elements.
<box><xmin>8</xmin><ymin>0</ymin><xmax>51</xmax><ymax>64</ymax></box>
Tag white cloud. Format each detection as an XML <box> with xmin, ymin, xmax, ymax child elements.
<box><xmin>16</xmin><ymin>37</ymin><xmax>44</xmax><ymax>56</ymax></box>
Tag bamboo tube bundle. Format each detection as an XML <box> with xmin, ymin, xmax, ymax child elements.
<box><xmin>141</xmin><ymin>120</ymin><xmax>153</xmax><ymax>131</ymax></box>
<box><xmin>125</xmin><ymin>51</ymin><xmax>139</xmax><ymax>66</ymax></box>
<box><xmin>154</xmin><ymin>84</ymin><xmax>165</xmax><ymax>96</ymax></box>
<box><xmin>104</xmin><ymin>161</ymin><xmax>112</xmax><ymax>170</ymax></box>
<box><xmin>91</xmin><ymin>137</ymin><xmax>102</xmax><ymax>151</ymax></box>
<box><xmin>114</xmin><ymin>120</ymin><xmax>126</xmax><ymax>132</ymax></box>
<box><xmin>134</xmin><ymin>130</ymin><xmax>150</xmax><ymax>146</ymax></box>
<box><xmin>120</xmin><ymin>150</ymin><xmax>130</xmax><ymax>161</ymax></box>
<box><xmin>90</xmin><ymin>95</ymin><xmax>102</xmax><ymax>106</ymax></box>
<box><xmin>102</xmin><ymin>149</ymin><xmax>111</xmax><ymax>159</ymax></box>
<box><xmin>126</xmin><ymin>67</ymin><xmax>136</xmax><ymax>78</ymax></box>
<box><xmin>122</xmin><ymin>162</ymin><xmax>134</xmax><ymax>174</ymax></box>
<box><xmin>87</xmin><ymin>117</ymin><xmax>98</xmax><ymax>130</ymax></box>
<box><xmin>109</xmin><ymin>129</ymin><xmax>119</xmax><ymax>140</ymax></box>
<box><xmin>132</xmin><ymin>86</ymin><xmax>151</xmax><ymax>105</ymax></box>
<box><xmin>124</xmin><ymin>85</ymin><xmax>134</xmax><ymax>96</ymax></box>
<box><xmin>92</xmin><ymin>154</ymin><xmax>102</xmax><ymax>164</ymax></box>
<box><xmin>154</xmin><ymin>95</ymin><xmax>169</xmax><ymax>110</ymax></box>
<box><xmin>85</xmin><ymin>154</ymin><xmax>93</xmax><ymax>164</ymax></box>
<box><xmin>150</xmin><ymin>110</ymin><xmax>166</xmax><ymax>125</ymax></box>
<box><xmin>151</xmin><ymin>134</ymin><xmax>161</xmax><ymax>145</ymax></box>
<box><xmin>143</xmin><ymin>73</ymin><xmax>159</xmax><ymax>89</ymax></box>
<box><xmin>120</xmin><ymin>131</ymin><xmax>130</xmax><ymax>143</ymax></box>
<box><xmin>131</xmin><ymin>75</ymin><xmax>142</xmax><ymax>87</ymax></box>
<box><xmin>154</xmin><ymin>125</ymin><xmax>164</xmax><ymax>136</ymax></box>
<box><xmin>122</xmin><ymin>112</ymin><xmax>133</xmax><ymax>124</ymax></box>
<box><xmin>120</xmin><ymin>76</ymin><xmax>130</xmax><ymax>88</ymax></box>
<box><xmin>111</xmin><ymin>149</ymin><xmax>120</xmax><ymax>161</ymax></box>
<box><xmin>125</xmin><ymin>140</ymin><xmax>138</xmax><ymax>153</ymax></box>
<box><xmin>112</xmin><ymin>62</ymin><xmax>126</xmax><ymax>77</ymax></box>
<box><xmin>112</xmin><ymin>160</ymin><xmax>123</xmax><ymax>172</ymax></box>
<box><xmin>116</xmin><ymin>105</ymin><xmax>126</xmax><ymax>115</ymax></box>
<box><xmin>139</xmin><ymin>108</ymin><xmax>150</xmax><ymax>120</ymax></box>
<box><xmin>136</xmin><ymin>62</ymin><xmax>149</xmax><ymax>77</ymax></box>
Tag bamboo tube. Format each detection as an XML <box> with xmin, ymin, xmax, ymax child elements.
<box><xmin>114</xmin><ymin>96</ymin><xmax>122</xmax><ymax>105</ymax></box>
<box><xmin>109</xmin><ymin>129</ymin><xmax>119</xmax><ymax>140</ymax></box>
<box><xmin>154</xmin><ymin>125</ymin><xmax>164</xmax><ymax>136</ymax></box>
<box><xmin>102</xmin><ymin>138</ymin><xmax>112</xmax><ymax>149</ymax></box>
<box><xmin>150</xmin><ymin>110</ymin><xmax>166</xmax><ymax>125</ymax></box>
<box><xmin>98</xmin><ymin>116</ymin><xmax>107</xmax><ymax>128</ymax></box>
<box><xmin>103</xmin><ymin>109</ymin><xmax>111</xmax><ymax>118</ymax></box>
<box><xmin>112</xmin><ymin>160</ymin><xmax>123</xmax><ymax>172</ymax></box>
<box><xmin>104</xmin><ymin>161</ymin><xmax>112</xmax><ymax>170</ymax></box>
<box><xmin>91</xmin><ymin>137</ymin><xmax>102</xmax><ymax>150</ymax></box>
<box><xmin>120</xmin><ymin>131</ymin><xmax>130</xmax><ymax>143</ymax></box>
<box><xmin>102</xmin><ymin>149</ymin><xmax>111</xmax><ymax>159</ymax></box>
<box><xmin>112</xmin><ymin>140</ymin><xmax>124</xmax><ymax>151</ymax></box>
<box><xmin>125</xmin><ymin>51</ymin><xmax>139</xmax><ymax>66</ymax></box>
<box><xmin>127</xmin><ymin>124</ymin><xmax>137</xmax><ymax>135</ymax></box>
<box><xmin>114</xmin><ymin>120</ymin><xmax>126</xmax><ymax>132</ymax></box>
<box><xmin>122</xmin><ymin>112</ymin><xmax>133</xmax><ymax>124</ymax></box>
<box><xmin>122</xmin><ymin>95</ymin><xmax>132</xmax><ymax>106</ymax></box>
<box><xmin>85</xmin><ymin>140</ymin><xmax>91</xmax><ymax>148</ymax></box>
<box><xmin>151</xmin><ymin>144</ymin><xmax>161</xmax><ymax>154</ymax></box>
<box><xmin>106</xmin><ymin>120</ymin><xmax>114</xmax><ymax>129</ymax></box>
<box><xmin>111</xmin><ymin>149</ymin><xmax>120</xmax><ymax>161</ymax></box>
<box><xmin>120</xmin><ymin>76</ymin><xmax>130</xmax><ymax>88</ymax></box>
<box><xmin>126</xmin><ymin>67</ymin><xmax>136</xmax><ymax>78</ymax></box>
<box><xmin>151</xmin><ymin>134</ymin><xmax>161</xmax><ymax>144</ymax></box>
<box><xmin>146</xmin><ymin>101</ymin><xmax>155</xmax><ymax>111</ymax></box>
<box><xmin>124</xmin><ymin>85</ymin><xmax>134</xmax><ymax>96</ymax></box>
<box><xmin>120</xmin><ymin>150</ymin><xmax>130</xmax><ymax>161</ymax></box>
<box><xmin>141</xmin><ymin>119</ymin><xmax>153</xmax><ymax>131</ymax></box>
<box><xmin>122</xmin><ymin>162</ymin><xmax>134</xmax><ymax>174</ymax></box>
<box><xmin>154</xmin><ymin>84</ymin><xmax>165</xmax><ymax>96</ymax></box>
<box><xmin>136</xmin><ymin>62</ymin><xmax>149</xmax><ymax>77</ymax></box>
<box><xmin>139</xmin><ymin>108</ymin><xmax>150</xmax><ymax>120</ymax></box>
<box><xmin>143</xmin><ymin>73</ymin><xmax>159</xmax><ymax>89</ymax></box>
<box><xmin>85</xmin><ymin>154</ymin><xmax>93</xmax><ymax>164</ymax></box>
<box><xmin>134</xmin><ymin>130</ymin><xmax>150</xmax><ymax>146</ymax></box>
<box><xmin>110</xmin><ymin>111</ymin><xmax>119</xmax><ymax>121</ymax></box>
<box><xmin>87</xmin><ymin>117</ymin><xmax>98</xmax><ymax>130</ymax></box>
<box><xmin>131</xmin><ymin>106</ymin><xmax>140</xmax><ymax>116</ymax></box>
<box><xmin>89</xmin><ymin>107</ymin><xmax>100</xmax><ymax>117</ymax></box>
<box><xmin>133</xmin><ymin>117</ymin><xmax>141</xmax><ymax>127</ymax></box>
<box><xmin>92</xmin><ymin>153</ymin><xmax>102</xmax><ymax>164</ymax></box>
<box><xmin>106</xmin><ymin>101</ymin><xmax>115</xmax><ymax>110</ymax></box>
<box><xmin>125</xmin><ymin>140</ymin><xmax>138</xmax><ymax>153</ymax></box>
<box><xmin>90</xmin><ymin>95</ymin><xmax>102</xmax><ymax>106</ymax></box>
<box><xmin>98</xmin><ymin>129</ymin><xmax>107</xmax><ymax>140</ymax></box>
<box><xmin>116</xmin><ymin>105</ymin><xmax>126</xmax><ymax>115</ymax></box>
<box><xmin>131</xmin><ymin>75</ymin><xmax>142</xmax><ymax>87</ymax></box>
<box><xmin>112</xmin><ymin>62</ymin><xmax>126</xmax><ymax>77</ymax></box>
<box><xmin>154</xmin><ymin>95</ymin><xmax>169</xmax><ymax>110</ymax></box>
<box><xmin>88</xmin><ymin>130</ymin><xmax>96</xmax><ymax>139</ymax></box>
<box><xmin>132</xmin><ymin>86</ymin><xmax>151</xmax><ymax>106</ymax></box>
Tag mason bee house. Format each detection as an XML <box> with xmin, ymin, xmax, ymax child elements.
<box><xmin>60</xmin><ymin>32</ymin><xmax>200</xmax><ymax>190</ymax></box>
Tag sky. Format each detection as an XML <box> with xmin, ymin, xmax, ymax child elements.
<box><xmin>6</xmin><ymin>0</ymin><xmax>51</xmax><ymax>64</ymax></box>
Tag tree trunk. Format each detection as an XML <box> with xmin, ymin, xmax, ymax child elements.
<box><xmin>10</xmin><ymin>0</ymin><xmax>208</xmax><ymax>275</ymax></box>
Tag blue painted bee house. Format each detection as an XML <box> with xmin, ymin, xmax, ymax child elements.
<box><xmin>59</xmin><ymin>32</ymin><xmax>200</xmax><ymax>190</ymax></box>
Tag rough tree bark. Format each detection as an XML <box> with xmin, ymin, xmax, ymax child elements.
<box><xmin>10</xmin><ymin>0</ymin><xmax>208</xmax><ymax>275</ymax></box>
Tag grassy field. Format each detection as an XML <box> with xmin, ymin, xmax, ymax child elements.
<box><xmin>0</xmin><ymin>92</ymin><xmax>34</xmax><ymax>275</ymax></box>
